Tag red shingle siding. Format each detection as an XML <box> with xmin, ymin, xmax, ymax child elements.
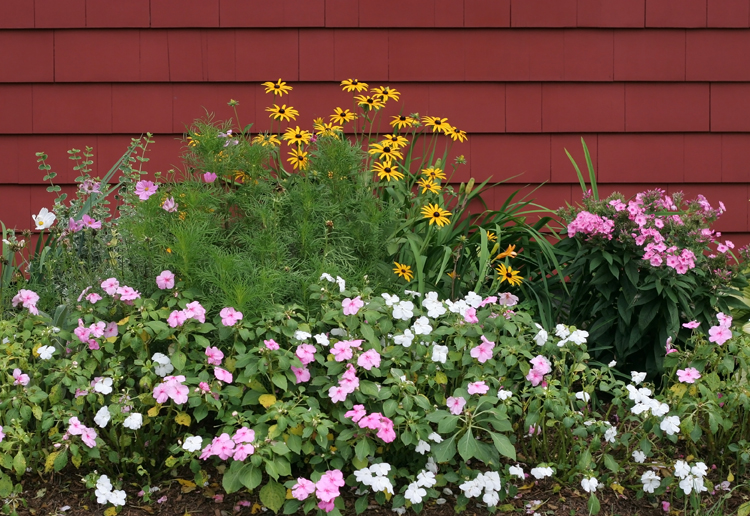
<box><xmin>0</xmin><ymin>1</ymin><xmax>749</xmax><ymax>242</ymax></box>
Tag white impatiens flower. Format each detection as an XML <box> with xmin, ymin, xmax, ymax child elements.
<box><xmin>93</xmin><ymin>377</ymin><xmax>113</xmax><ymax>395</ymax></box>
<box><xmin>416</xmin><ymin>470</ymin><xmax>436</xmax><ymax>489</ymax></box>
<box><xmin>567</xmin><ymin>329</ymin><xmax>589</xmax><ymax>345</ymax></box>
<box><xmin>575</xmin><ymin>391</ymin><xmax>591</xmax><ymax>403</ymax></box>
<box><xmin>604</xmin><ymin>425</ymin><xmax>617</xmax><ymax>444</ymax></box>
<box><xmin>649</xmin><ymin>399</ymin><xmax>670</xmax><ymax>417</ymax></box>
<box><xmin>37</xmin><ymin>345</ymin><xmax>55</xmax><ymax>360</ymax></box>
<box><xmin>94</xmin><ymin>406</ymin><xmax>111</xmax><ymax>428</ymax></box>
<box><xmin>382</xmin><ymin>293</ymin><xmax>400</xmax><ymax>306</ymax></box>
<box><xmin>641</xmin><ymin>471</ymin><xmax>661</xmax><ymax>493</ymax></box>
<box><xmin>314</xmin><ymin>333</ymin><xmax>330</xmax><ymax>346</ymax></box>
<box><xmin>445</xmin><ymin>299</ymin><xmax>468</xmax><ymax>314</ymax></box>
<box><xmin>482</xmin><ymin>490</ymin><xmax>499</xmax><ymax>507</ymax></box>
<box><xmin>393</xmin><ymin>329</ymin><xmax>414</xmax><ymax>348</ymax></box>
<box><xmin>32</xmin><ymin>207</ymin><xmax>56</xmax><ymax>230</ymax></box>
<box><xmin>459</xmin><ymin>478</ymin><xmax>483</xmax><ymax>498</ymax></box>
<box><xmin>319</xmin><ymin>273</ymin><xmax>334</xmax><ymax>283</ymax></box>
<box><xmin>554</xmin><ymin>324</ymin><xmax>570</xmax><ymax>339</ymax></box>
<box><xmin>632</xmin><ymin>450</ymin><xmax>646</xmax><ymax>463</ymax></box>
<box><xmin>509</xmin><ymin>465</ymin><xmax>525</xmax><ymax>480</ymax></box>
<box><xmin>392</xmin><ymin>300</ymin><xmax>414</xmax><ymax>321</ymax></box>
<box><xmin>431</xmin><ymin>344</ymin><xmax>448</xmax><ymax>364</ymax></box>
<box><xmin>581</xmin><ymin>476</ymin><xmax>599</xmax><ymax>493</ymax></box>
<box><xmin>415</xmin><ymin>440</ymin><xmax>431</xmax><ymax>455</ymax></box>
<box><xmin>411</xmin><ymin>316</ymin><xmax>432</xmax><ymax>335</ymax></box>
<box><xmin>96</xmin><ymin>475</ymin><xmax>112</xmax><ymax>492</ymax></box>
<box><xmin>404</xmin><ymin>290</ymin><xmax>421</xmax><ymax>298</ymax></box>
<box><xmin>464</xmin><ymin>291</ymin><xmax>483</xmax><ymax>308</ymax></box>
<box><xmin>530</xmin><ymin>467</ymin><xmax>554</xmax><ymax>479</ymax></box>
<box><xmin>674</xmin><ymin>460</ymin><xmax>691</xmax><ymax>479</ymax></box>
<box><xmin>123</xmin><ymin>412</ymin><xmax>143</xmax><ymax>430</ymax></box>
<box><xmin>152</xmin><ymin>352</ymin><xmax>174</xmax><ymax>377</ymax></box>
<box><xmin>660</xmin><ymin>415</ymin><xmax>681</xmax><ymax>436</ymax></box>
<box><xmin>404</xmin><ymin>482</ymin><xmax>426</xmax><ymax>504</ymax></box>
<box><xmin>631</xmin><ymin>371</ymin><xmax>647</xmax><ymax>385</ymax></box>
<box><xmin>425</xmin><ymin>457</ymin><xmax>438</xmax><ymax>475</ymax></box>
<box><xmin>108</xmin><ymin>489</ymin><xmax>127</xmax><ymax>506</ymax></box>
<box><xmin>691</xmin><ymin>462</ymin><xmax>708</xmax><ymax>478</ymax></box>
<box><xmin>497</xmin><ymin>389</ymin><xmax>513</xmax><ymax>401</ymax></box>
<box><xmin>533</xmin><ymin>324</ymin><xmax>548</xmax><ymax>346</ymax></box>
<box><xmin>422</xmin><ymin>292</ymin><xmax>446</xmax><ymax>318</ymax></box>
<box><xmin>608</xmin><ymin>360</ymin><xmax>617</xmax><ymax>367</ymax></box>
<box><xmin>182</xmin><ymin>436</ymin><xmax>203</xmax><ymax>452</ymax></box>
<box><xmin>335</xmin><ymin>276</ymin><xmax>346</xmax><ymax>292</ymax></box>
<box><xmin>481</xmin><ymin>472</ymin><xmax>501</xmax><ymax>492</ymax></box>
<box><xmin>294</xmin><ymin>330</ymin><xmax>311</xmax><ymax>341</ymax></box>
<box><xmin>428</xmin><ymin>432</ymin><xmax>443</xmax><ymax>443</ymax></box>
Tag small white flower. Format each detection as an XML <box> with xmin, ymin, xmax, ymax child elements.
<box><xmin>509</xmin><ymin>465</ymin><xmax>525</xmax><ymax>480</ymax></box>
<box><xmin>530</xmin><ymin>466</ymin><xmax>554</xmax><ymax>479</ymax></box>
<box><xmin>354</xmin><ymin>467</ymin><xmax>374</xmax><ymax>486</ymax></box>
<box><xmin>416</xmin><ymin>470</ymin><xmax>436</xmax><ymax>488</ymax></box>
<box><xmin>392</xmin><ymin>507</ymin><xmax>406</xmax><ymax>515</ymax></box>
<box><xmin>431</xmin><ymin>344</ymin><xmax>448</xmax><ymax>364</ymax></box>
<box><xmin>649</xmin><ymin>400</ymin><xmax>670</xmax><ymax>417</ymax></box>
<box><xmin>581</xmin><ymin>476</ymin><xmax>599</xmax><ymax>493</ymax></box>
<box><xmin>674</xmin><ymin>460</ymin><xmax>691</xmax><ymax>479</ymax></box>
<box><xmin>632</xmin><ymin>450</ymin><xmax>646</xmax><ymax>463</ymax></box>
<box><xmin>93</xmin><ymin>377</ymin><xmax>113</xmax><ymax>395</ymax></box>
<box><xmin>32</xmin><ymin>207</ymin><xmax>56</xmax><ymax>230</ymax></box>
<box><xmin>94</xmin><ymin>406</ymin><xmax>111</xmax><ymax>428</ymax></box>
<box><xmin>459</xmin><ymin>478</ymin><xmax>483</xmax><ymax>498</ymax></box>
<box><xmin>575</xmin><ymin>391</ymin><xmax>591</xmax><ymax>403</ymax></box>
<box><xmin>660</xmin><ymin>415</ymin><xmax>681</xmax><ymax>436</ymax></box>
<box><xmin>152</xmin><ymin>352</ymin><xmax>174</xmax><ymax>377</ymax></box>
<box><xmin>464</xmin><ymin>291</ymin><xmax>483</xmax><ymax>308</ymax></box>
<box><xmin>641</xmin><ymin>471</ymin><xmax>661</xmax><ymax>493</ymax></box>
<box><xmin>393</xmin><ymin>329</ymin><xmax>414</xmax><ymax>347</ymax></box>
<box><xmin>182</xmin><ymin>435</ymin><xmax>203</xmax><ymax>452</ymax></box>
<box><xmin>415</xmin><ymin>440</ymin><xmax>431</xmax><ymax>455</ymax></box>
<box><xmin>482</xmin><ymin>490</ymin><xmax>499</xmax><ymax>507</ymax></box>
<box><xmin>497</xmin><ymin>389</ymin><xmax>513</xmax><ymax>400</ymax></box>
<box><xmin>555</xmin><ymin>324</ymin><xmax>570</xmax><ymax>339</ymax></box>
<box><xmin>108</xmin><ymin>489</ymin><xmax>127</xmax><ymax>506</ymax></box>
<box><xmin>567</xmin><ymin>329</ymin><xmax>588</xmax><ymax>345</ymax></box>
<box><xmin>382</xmin><ymin>293</ymin><xmax>400</xmax><ymax>306</ymax></box>
<box><xmin>412</xmin><ymin>316</ymin><xmax>432</xmax><ymax>335</ymax></box>
<box><xmin>604</xmin><ymin>425</ymin><xmax>617</xmax><ymax>443</ymax></box>
<box><xmin>533</xmin><ymin>324</ymin><xmax>548</xmax><ymax>346</ymax></box>
<box><xmin>96</xmin><ymin>475</ymin><xmax>112</xmax><ymax>492</ymax></box>
<box><xmin>95</xmin><ymin>487</ymin><xmax>111</xmax><ymax>505</ymax></box>
<box><xmin>370</xmin><ymin>463</ymin><xmax>391</xmax><ymax>477</ymax></box>
<box><xmin>608</xmin><ymin>360</ymin><xmax>617</xmax><ymax>367</ymax></box>
<box><xmin>294</xmin><ymin>330</ymin><xmax>311</xmax><ymax>341</ymax></box>
<box><xmin>691</xmin><ymin>462</ymin><xmax>708</xmax><ymax>478</ymax></box>
<box><xmin>426</xmin><ymin>457</ymin><xmax>438</xmax><ymax>475</ymax></box>
<box><xmin>631</xmin><ymin>371</ymin><xmax>647</xmax><ymax>385</ymax></box>
<box><xmin>428</xmin><ymin>432</ymin><xmax>443</xmax><ymax>443</ymax></box>
<box><xmin>371</xmin><ymin>475</ymin><xmax>393</xmax><ymax>494</ymax></box>
<box><xmin>37</xmin><ymin>345</ymin><xmax>55</xmax><ymax>360</ymax></box>
<box><xmin>335</xmin><ymin>276</ymin><xmax>346</xmax><ymax>292</ymax></box>
<box><xmin>404</xmin><ymin>482</ymin><xmax>426</xmax><ymax>504</ymax></box>
<box><xmin>314</xmin><ymin>333</ymin><xmax>330</xmax><ymax>346</ymax></box>
<box><xmin>679</xmin><ymin>475</ymin><xmax>695</xmax><ymax>495</ymax></box>
<box><xmin>123</xmin><ymin>412</ymin><xmax>143</xmax><ymax>430</ymax></box>
<box><xmin>320</xmin><ymin>273</ymin><xmax>334</xmax><ymax>282</ymax></box>
<box><xmin>404</xmin><ymin>289</ymin><xmax>421</xmax><ymax>298</ymax></box>
<box><xmin>392</xmin><ymin>300</ymin><xmax>414</xmax><ymax>321</ymax></box>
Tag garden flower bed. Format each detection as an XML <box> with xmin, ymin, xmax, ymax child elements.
<box><xmin>1</xmin><ymin>81</ymin><xmax>749</xmax><ymax>516</ymax></box>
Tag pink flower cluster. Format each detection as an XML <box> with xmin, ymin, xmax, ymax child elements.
<box><xmin>67</xmin><ymin>416</ymin><xmax>98</xmax><ymax>448</ymax></box>
<box><xmin>167</xmin><ymin>301</ymin><xmax>206</xmax><ymax>328</ymax></box>
<box><xmin>205</xmin><ymin>346</ymin><xmax>224</xmax><ymax>366</ymax></box>
<box><xmin>74</xmin><ymin>318</ymin><xmax>118</xmax><ymax>350</ymax></box>
<box><xmin>11</xmin><ymin>289</ymin><xmax>39</xmax><ymax>315</ymax></box>
<box><xmin>708</xmin><ymin>312</ymin><xmax>732</xmax><ymax>346</ymax></box>
<box><xmin>470</xmin><ymin>335</ymin><xmax>495</xmax><ymax>363</ymax></box>
<box><xmin>567</xmin><ymin>211</ymin><xmax>614</xmax><ymax>240</ymax></box>
<box><xmin>292</xmin><ymin>470</ymin><xmax>345</xmax><ymax>513</ymax></box>
<box><xmin>153</xmin><ymin>375</ymin><xmax>189</xmax><ymax>405</ymax></box>
<box><xmin>328</xmin><ymin>364</ymin><xmax>359</xmax><ymax>403</ymax></box>
<box><xmin>526</xmin><ymin>355</ymin><xmax>552</xmax><ymax>387</ymax></box>
<box><xmin>331</xmin><ymin>339</ymin><xmax>363</xmax><ymax>362</ymax></box>
<box><xmin>200</xmin><ymin>427</ymin><xmax>256</xmax><ymax>461</ymax></box>
<box><xmin>344</xmin><ymin>405</ymin><xmax>396</xmax><ymax>443</ymax></box>
<box><xmin>642</xmin><ymin>243</ymin><xmax>696</xmax><ymax>274</ymax></box>
<box><xmin>100</xmin><ymin>278</ymin><xmax>141</xmax><ymax>303</ymax></box>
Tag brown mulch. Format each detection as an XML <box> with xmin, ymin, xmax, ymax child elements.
<box><xmin>11</xmin><ymin>469</ymin><xmax>747</xmax><ymax>516</ymax></box>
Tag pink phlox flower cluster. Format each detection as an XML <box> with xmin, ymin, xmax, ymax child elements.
<box><xmin>205</xmin><ymin>346</ymin><xmax>224</xmax><ymax>366</ymax></box>
<box><xmin>220</xmin><ymin>307</ymin><xmax>243</xmax><ymax>326</ymax></box>
<box><xmin>134</xmin><ymin>180</ymin><xmax>158</xmax><ymax>201</ymax></box>
<box><xmin>296</xmin><ymin>344</ymin><xmax>317</xmax><ymax>365</ymax></box>
<box><xmin>153</xmin><ymin>375</ymin><xmax>189</xmax><ymax>405</ymax></box>
<box><xmin>329</xmin><ymin>364</ymin><xmax>359</xmax><ymax>403</ymax></box>
<box><xmin>12</xmin><ymin>368</ymin><xmax>30</xmax><ymax>386</ymax></box>
<box><xmin>66</xmin><ymin>416</ymin><xmax>98</xmax><ymax>448</ymax></box>
<box><xmin>526</xmin><ymin>355</ymin><xmax>552</xmax><ymax>387</ymax></box>
<box><xmin>12</xmin><ymin>289</ymin><xmax>39</xmax><ymax>315</ymax></box>
<box><xmin>567</xmin><ymin>211</ymin><xmax>615</xmax><ymax>240</ymax></box>
<box><xmin>156</xmin><ymin>270</ymin><xmax>175</xmax><ymax>289</ymax></box>
<box><xmin>342</xmin><ymin>296</ymin><xmax>364</xmax><ymax>316</ymax></box>
<box><xmin>642</xmin><ymin>243</ymin><xmax>695</xmax><ymax>274</ymax></box>
<box><xmin>470</xmin><ymin>335</ymin><xmax>495</xmax><ymax>363</ymax></box>
<box><xmin>708</xmin><ymin>312</ymin><xmax>732</xmax><ymax>346</ymax></box>
<box><xmin>331</xmin><ymin>339</ymin><xmax>363</xmax><ymax>362</ymax></box>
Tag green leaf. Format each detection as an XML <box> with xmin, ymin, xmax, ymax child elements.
<box><xmin>437</xmin><ymin>415</ymin><xmax>459</xmax><ymax>434</ymax></box>
<box><xmin>241</xmin><ymin>464</ymin><xmax>263</xmax><ymax>490</ymax></box>
<box><xmin>171</xmin><ymin>351</ymin><xmax>187</xmax><ymax>371</ymax></box>
<box><xmin>0</xmin><ymin>472</ymin><xmax>12</xmax><ymax>498</ymax></box>
<box><xmin>272</xmin><ymin>373</ymin><xmax>287</xmax><ymax>391</ymax></box>
<box><xmin>355</xmin><ymin>495</ymin><xmax>369</xmax><ymax>514</ymax></box>
<box><xmin>587</xmin><ymin>493</ymin><xmax>601</xmax><ymax>515</ymax></box>
<box><xmin>222</xmin><ymin>461</ymin><xmax>245</xmax><ymax>493</ymax></box>
<box><xmin>603</xmin><ymin>453</ymin><xmax>620</xmax><ymax>473</ymax></box>
<box><xmin>737</xmin><ymin>501</ymin><xmax>750</xmax><ymax>516</ymax></box>
<box><xmin>431</xmin><ymin>435</ymin><xmax>457</xmax><ymax>463</ymax></box>
<box><xmin>287</xmin><ymin>434</ymin><xmax>302</xmax><ymax>454</ymax></box>
<box><xmin>53</xmin><ymin>449</ymin><xmax>68</xmax><ymax>472</ymax></box>
<box><xmin>490</xmin><ymin>432</ymin><xmax>516</xmax><ymax>460</ymax></box>
<box><xmin>457</xmin><ymin>430</ymin><xmax>479</xmax><ymax>461</ymax></box>
<box><xmin>13</xmin><ymin>450</ymin><xmax>25</xmax><ymax>475</ymax></box>
<box><xmin>260</xmin><ymin>480</ymin><xmax>286</xmax><ymax>513</ymax></box>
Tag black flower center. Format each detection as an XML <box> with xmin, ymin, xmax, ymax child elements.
<box><xmin>433</xmin><ymin>212</ymin><xmax>441</xmax><ymax>218</ymax></box>
<box><xmin>279</xmin><ymin>109</ymin><xmax>286</xmax><ymax>114</ymax></box>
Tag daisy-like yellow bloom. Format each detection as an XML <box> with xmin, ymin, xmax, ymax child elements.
<box><xmin>421</xmin><ymin>203</ymin><xmax>452</xmax><ymax>227</ymax></box>
<box><xmin>390</xmin><ymin>114</ymin><xmax>415</xmax><ymax>130</ymax></box>
<box><xmin>282</xmin><ymin>126</ymin><xmax>312</xmax><ymax>146</ymax></box>
<box><xmin>368</xmin><ymin>142</ymin><xmax>404</xmax><ymax>162</ymax></box>
<box><xmin>287</xmin><ymin>148</ymin><xmax>308</xmax><ymax>170</ymax></box>
<box><xmin>393</xmin><ymin>262</ymin><xmax>414</xmax><ymax>282</ymax></box>
<box><xmin>372</xmin><ymin>86</ymin><xmax>400</xmax><ymax>102</ymax></box>
<box><xmin>341</xmin><ymin>79</ymin><xmax>369</xmax><ymax>92</ymax></box>
<box><xmin>330</xmin><ymin>107</ymin><xmax>357</xmax><ymax>125</ymax></box>
<box><xmin>373</xmin><ymin>161</ymin><xmax>405</xmax><ymax>182</ymax></box>
<box><xmin>495</xmin><ymin>244</ymin><xmax>518</xmax><ymax>260</ymax></box>
<box><xmin>252</xmin><ymin>133</ymin><xmax>281</xmax><ymax>147</ymax></box>
<box><xmin>417</xmin><ymin>177</ymin><xmax>441</xmax><ymax>194</ymax></box>
<box><xmin>486</xmin><ymin>231</ymin><xmax>497</xmax><ymax>242</ymax></box>
<box><xmin>262</xmin><ymin>79</ymin><xmax>293</xmax><ymax>96</ymax></box>
<box><xmin>187</xmin><ymin>133</ymin><xmax>201</xmax><ymax>147</ymax></box>
<box><xmin>380</xmin><ymin>134</ymin><xmax>409</xmax><ymax>149</ymax></box>
<box><xmin>421</xmin><ymin>167</ymin><xmax>447</xmax><ymax>181</ymax></box>
<box><xmin>314</xmin><ymin>121</ymin><xmax>343</xmax><ymax>137</ymax></box>
<box><xmin>266</xmin><ymin>104</ymin><xmax>299</xmax><ymax>122</ymax></box>
<box><xmin>234</xmin><ymin>169</ymin><xmax>250</xmax><ymax>182</ymax></box>
<box><xmin>496</xmin><ymin>263</ymin><xmax>523</xmax><ymax>286</ymax></box>
<box><xmin>422</xmin><ymin>116</ymin><xmax>451</xmax><ymax>133</ymax></box>
<box><xmin>355</xmin><ymin>95</ymin><xmax>386</xmax><ymax>111</ymax></box>
<box><xmin>446</xmin><ymin>126</ymin><xmax>468</xmax><ymax>142</ymax></box>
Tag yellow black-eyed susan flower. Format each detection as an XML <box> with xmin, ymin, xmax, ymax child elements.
<box><xmin>266</xmin><ymin>104</ymin><xmax>299</xmax><ymax>122</ymax></box>
<box><xmin>390</xmin><ymin>114</ymin><xmax>415</xmax><ymax>130</ymax></box>
<box><xmin>314</xmin><ymin>122</ymin><xmax>343</xmax><ymax>137</ymax></box>
<box><xmin>421</xmin><ymin>167</ymin><xmax>447</xmax><ymax>181</ymax></box>
<box><xmin>381</xmin><ymin>134</ymin><xmax>409</xmax><ymax>149</ymax></box>
<box><xmin>421</xmin><ymin>203</ymin><xmax>452</xmax><ymax>227</ymax></box>
<box><xmin>355</xmin><ymin>95</ymin><xmax>385</xmax><ymax>111</ymax></box>
<box><xmin>495</xmin><ymin>244</ymin><xmax>518</xmax><ymax>260</ymax></box>
<box><xmin>446</xmin><ymin>126</ymin><xmax>468</xmax><ymax>142</ymax></box>
<box><xmin>187</xmin><ymin>133</ymin><xmax>201</xmax><ymax>147</ymax></box>
<box><xmin>373</xmin><ymin>161</ymin><xmax>405</xmax><ymax>182</ymax></box>
<box><xmin>393</xmin><ymin>262</ymin><xmax>414</xmax><ymax>282</ymax></box>
<box><xmin>330</xmin><ymin>107</ymin><xmax>357</xmax><ymax>125</ymax></box>
<box><xmin>282</xmin><ymin>126</ymin><xmax>312</xmax><ymax>146</ymax></box>
<box><xmin>417</xmin><ymin>177</ymin><xmax>441</xmax><ymax>194</ymax></box>
<box><xmin>422</xmin><ymin>116</ymin><xmax>450</xmax><ymax>133</ymax></box>
<box><xmin>341</xmin><ymin>79</ymin><xmax>369</xmax><ymax>92</ymax></box>
<box><xmin>252</xmin><ymin>133</ymin><xmax>281</xmax><ymax>147</ymax></box>
<box><xmin>496</xmin><ymin>263</ymin><xmax>523</xmax><ymax>286</ymax></box>
<box><xmin>287</xmin><ymin>148</ymin><xmax>308</xmax><ymax>170</ymax></box>
<box><xmin>372</xmin><ymin>86</ymin><xmax>401</xmax><ymax>102</ymax></box>
<box><xmin>368</xmin><ymin>142</ymin><xmax>404</xmax><ymax>162</ymax></box>
<box><xmin>262</xmin><ymin>79</ymin><xmax>293</xmax><ymax>96</ymax></box>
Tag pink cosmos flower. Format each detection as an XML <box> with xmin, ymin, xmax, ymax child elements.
<box><xmin>68</xmin><ymin>218</ymin><xmax>84</xmax><ymax>233</ymax></box>
<box><xmin>101</xmin><ymin>278</ymin><xmax>119</xmax><ymax>296</ymax></box>
<box><xmin>162</xmin><ymin>197</ymin><xmax>178</xmax><ymax>213</ymax></box>
<box><xmin>289</xmin><ymin>366</ymin><xmax>309</xmax><ymax>383</ymax></box>
<box><xmin>205</xmin><ymin>346</ymin><xmax>224</xmax><ymax>366</ymax></box>
<box><xmin>184</xmin><ymin>301</ymin><xmax>206</xmax><ymax>323</ymax></box>
<box><xmin>467</xmin><ymin>381</ymin><xmax>489</xmax><ymax>395</ymax></box>
<box><xmin>292</xmin><ymin>478</ymin><xmax>316</xmax><ymax>501</ymax></box>
<box><xmin>677</xmin><ymin>367</ymin><xmax>702</xmax><ymax>384</ymax></box>
<box><xmin>342</xmin><ymin>296</ymin><xmax>364</xmax><ymax>316</ymax></box>
<box><xmin>86</xmin><ymin>292</ymin><xmax>102</xmax><ymax>304</ymax></box>
<box><xmin>134</xmin><ymin>180</ymin><xmax>158</xmax><ymax>201</ymax></box>
<box><xmin>80</xmin><ymin>427</ymin><xmax>97</xmax><ymax>448</ymax></box>
<box><xmin>682</xmin><ymin>321</ymin><xmax>700</xmax><ymax>329</ymax></box>
<box><xmin>220</xmin><ymin>307</ymin><xmax>243</xmax><ymax>326</ymax></box>
<box><xmin>530</xmin><ymin>355</ymin><xmax>552</xmax><ymax>375</ymax></box>
<box><xmin>357</xmin><ymin>349</ymin><xmax>381</xmax><ymax>370</ymax></box>
<box><xmin>116</xmin><ymin>285</ymin><xmax>140</xmax><ymax>301</ymax></box>
<box><xmin>156</xmin><ymin>270</ymin><xmax>175</xmax><ymax>289</ymax></box>
<box><xmin>264</xmin><ymin>339</ymin><xmax>279</xmax><ymax>350</ymax></box>
<box><xmin>463</xmin><ymin>307</ymin><xmax>479</xmax><ymax>324</ymax></box>
<box><xmin>329</xmin><ymin>385</ymin><xmax>348</xmax><ymax>403</ymax></box>
<box><xmin>708</xmin><ymin>325</ymin><xmax>732</xmax><ymax>346</ymax></box>
<box><xmin>214</xmin><ymin>367</ymin><xmax>233</xmax><ymax>383</ymax></box>
<box><xmin>296</xmin><ymin>344</ymin><xmax>317</xmax><ymax>365</ymax></box>
<box><xmin>12</xmin><ymin>368</ymin><xmax>29</xmax><ymax>386</ymax></box>
<box><xmin>167</xmin><ymin>310</ymin><xmax>188</xmax><ymax>328</ymax></box>
<box><xmin>103</xmin><ymin>321</ymin><xmax>118</xmax><ymax>338</ymax></box>
<box><xmin>81</xmin><ymin>214</ymin><xmax>102</xmax><ymax>229</ymax></box>
<box><xmin>203</xmin><ymin>172</ymin><xmax>218</xmax><ymax>183</ymax></box>
<box><xmin>447</xmin><ymin>396</ymin><xmax>467</xmax><ymax>415</ymax></box>
<box><xmin>344</xmin><ymin>405</ymin><xmax>366</xmax><ymax>423</ymax></box>
<box><xmin>470</xmin><ymin>335</ymin><xmax>495</xmax><ymax>363</ymax></box>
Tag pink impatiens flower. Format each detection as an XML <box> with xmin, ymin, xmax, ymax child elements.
<box><xmin>134</xmin><ymin>180</ymin><xmax>158</xmax><ymax>201</ymax></box>
<box><xmin>529</xmin><ymin>355</ymin><xmax>552</xmax><ymax>375</ymax></box>
<box><xmin>153</xmin><ymin>375</ymin><xmax>189</xmax><ymax>405</ymax></box>
<box><xmin>344</xmin><ymin>404</ymin><xmax>366</xmax><ymax>423</ymax></box>
<box><xmin>264</xmin><ymin>339</ymin><xmax>279</xmax><ymax>350</ymax></box>
<box><xmin>12</xmin><ymin>368</ymin><xmax>30</xmax><ymax>386</ymax></box>
<box><xmin>357</xmin><ymin>349</ymin><xmax>381</xmax><ymax>370</ymax></box>
<box><xmin>342</xmin><ymin>296</ymin><xmax>364</xmax><ymax>316</ymax></box>
<box><xmin>167</xmin><ymin>310</ymin><xmax>188</xmax><ymax>328</ymax></box>
<box><xmin>11</xmin><ymin>289</ymin><xmax>40</xmax><ymax>315</ymax></box>
<box><xmin>205</xmin><ymin>346</ymin><xmax>224</xmax><ymax>366</ymax></box>
<box><xmin>156</xmin><ymin>270</ymin><xmax>175</xmax><ymax>289</ymax></box>
<box><xmin>292</xmin><ymin>478</ymin><xmax>316</xmax><ymax>501</ymax></box>
<box><xmin>682</xmin><ymin>320</ymin><xmax>700</xmax><ymax>329</ymax></box>
<box><xmin>291</xmin><ymin>366</ymin><xmax>310</xmax><ymax>383</ymax></box>
<box><xmin>214</xmin><ymin>367</ymin><xmax>233</xmax><ymax>383</ymax></box>
<box><xmin>470</xmin><ymin>335</ymin><xmax>495</xmax><ymax>363</ymax></box>
<box><xmin>116</xmin><ymin>285</ymin><xmax>141</xmax><ymax>301</ymax></box>
<box><xmin>526</xmin><ymin>368</ymin><xmax>545</xmax><ymax>386</ymax></box>
<box><xmin>328</xmin><ymin>385</ymin><xmax>348</xmax><ymax>403</ymax></box>
<box><xmin>67</xmin><ymin>416</ymin><xmax>86</xmax><ymax>436</ymax></box>
<box><xmin>467</xmin><ymin>381</ymin><xmax>489</xmax><ymax>395</ymax></box>
<box><xmin>447</xmin><ymin>396</ymin><xmax>467</xmax><ymax>415</ymax></box>
<box><xmin>101</xmin><ymin>277</ymin><xmax>119</xmax><ymax>296</ymax></box>
<box><xmin>80</xmin><ymin>427</ymin><xmax>98</xmax><ymax>448</ymax></box>
<box><xmin>708</xmin><ymin>325</ymin><xmax>732</xmax><ymax>346</ymax></box>
<box><xmin>463</xmin><ymin>307</ymin><xmax>479</xmax><ymax>324</ymax></box>
<box><xmin>677</xmin><ymin>367</ymin><xmax>701</xmax><ymax>384</ymax></box>
<box><xmin>296</xmin><ymin>344</ymin><xmax>317</xmax><ymax>365</ymax></box>
<box><xmin>86</xmin><ymin>292</ymin><xmax>102</xmax><ymax>304</ymax></box>
<box><xmin>220</xmin><ymin>307</ymin><xmax>243</xmax><ymax>326</ymax></box>
<box><xmin>184</xmin><ymin>301</ymin><xmax>206</xmax><ymax>323</ymax></box>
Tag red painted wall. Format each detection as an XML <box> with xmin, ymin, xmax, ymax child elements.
<box><xmin>1</xmin><ymin>0</ymin><xmax>750</xmax><ymax>245</ymax></box>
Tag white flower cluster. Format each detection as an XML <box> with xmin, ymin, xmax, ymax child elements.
<box><xmin>459</xmin><ymin>471</ymin><xmax>501</xmax><ymax>507</ymax></box>
<box><xmin>422</xmin><ymin>292</ymin><xmax>446</xmax><ymax>318</ymax></box>
<box><xmin>354</xmin><ymin>463</ymin><xmax>394</xmax><ymax>494</ymax></box>
<box><xmin>320</xmin><ymin>273</ymin><xmax>345</xmax><ymax>292</ymax></box>
<box><xmin>626</xmin><ymin>384</ymin><xmax>670</xmax><ymax>417</ymax></box>
<box><xmin>152</xmin><ymin>352</ymin><xmax>174</xmax><ymax>377</ymax></box>
<box><xmin>530</xmin><ymin>466</ymin><xmax>554</xmax><ymax>479</ymax></box>
<box><xmin>95</xmin><ymin>475</ymin><xmax>126</xmax><ymax>506</ymax></box>
<box><xmin>554</xmin><ymin>324</ymin><xmax>588</xmax><ymax>347</ymax></box>
<box><xmin>674</xmin><ymin>460</ymin><xmax>708</xmax><ymax>495</ymax></box>
<box><xmin>404</xmin><ymin>470</ymin><xmax>436</xmax><ymax>504</ymax></box>
<box><xmin>581</xmin><ymin>476</ymin><xmax>599</xmax><ymax>493</ymax></box>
